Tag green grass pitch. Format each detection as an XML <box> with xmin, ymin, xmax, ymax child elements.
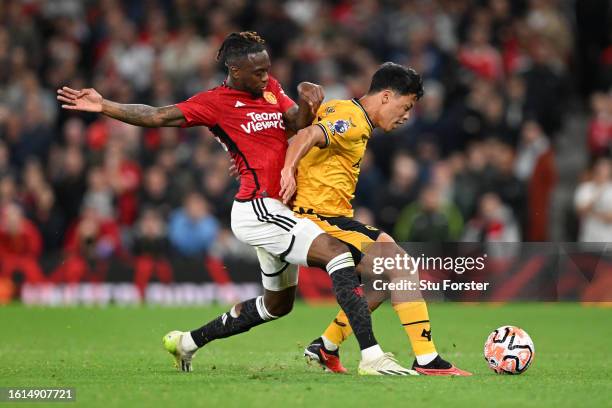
<box><xmin>1</xmin><ymin>303</ymin><xmax>611</xmax><ymax>407</ymax></box>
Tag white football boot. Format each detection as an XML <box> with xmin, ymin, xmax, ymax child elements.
<box><xmin>162</xmin><ymin>331</ymin><xmax>197</xmax><ymax>372</ymax></box>
<box><xmin>358</xmin><ymin>352</ymin><xmax>419</xmax><ymax>376</ymax></box>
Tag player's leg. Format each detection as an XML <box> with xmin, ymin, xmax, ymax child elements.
<box><xmin>305</xmin><ymin>234</ymin><xmax>378</xmax><ymax>353</ymax></box>
<box><xmin>187</xmin><ymin>245</ymin><xmax>301</xmax><ymax>349</ymax></box>
<box><xmin>302</xmin><ymin>216</ymin><xmax>385</xmax><ymax>371</ymax></box>
<box><xmin>318</xmin><ymin>296</ymin><xmax>384</xmax><ymax>348</ymax></box>
<box><xmin>373</xmin><ymin>233</ymin><xmax>471</xmax><ymax>375</ymax></box>
<box><xmin>263</xmin><ymin>203</ymin><xmax>413</xmax><ymax>375</ymax></box>
<box><xmin>188</xmin><ymin>287</ymin><xmax>296</xmax><ymax>347</ymax></box>
<box><xmin>163</xmin><ymin>199</ymin><xmax>301</xmax><ymax>372</ymax></box>
<box><xmin>304</xmin><ymin>232</ymin><xmax>416</xmax><ymax>375</ymax></box>
<box><xmin>163</xmin><ymin>283</ymin><xmax>297</xmax><ymax>372</ymax></box>
<box><xmin>318</xmin><ymin>230</ymin><xmax>471</xmax><ymax>375</ymax></box>
<box><xmin>306</xmin><ymin>291</ymin><xmax>385</xmax><ymax>373</ymax></box>
<box><xmin>302</xmin><ymin>215</ymin><xmax>469</xmax><ymax>375</ymax></box>
<box><xmin>317</xmin><ymin>233</ymin><xmax>428</xmax><ymax>355</ymax></box>
<box><xmin>371</xmin><ymin>233</ymin><xmax>440</xmax><ymax>366</ymax></box>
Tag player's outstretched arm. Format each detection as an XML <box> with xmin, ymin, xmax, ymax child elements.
<box><xmin>283</xmin><ymin>82</ymin><xmax>324</xmax><ymax>132</ymax></box>
<box><xmin>279</xmin><ymin>125</ymin><xmax>327</xmax><ymax>204</ymax></box>
<box><xmin>57</xmin><ymin>86</ymin><xmax>186</xmax><ymax>128</ymax></box>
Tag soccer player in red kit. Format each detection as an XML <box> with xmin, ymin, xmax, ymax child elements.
<box><xmin>58</xmin><ymin>32</ymin><xmax>415</xmax><ymax>375</ymax></box>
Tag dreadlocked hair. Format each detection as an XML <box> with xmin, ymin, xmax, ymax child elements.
<box><xmin>216</xmin><ymin>31</ymin><xmax>266</xmax><ymax>66</ymax></box>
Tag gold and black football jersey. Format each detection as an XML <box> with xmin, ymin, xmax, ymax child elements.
<box><xmin>293</xmin><ymin>98</ymin><xmax>374</xmax><ymax>217</ymax></box>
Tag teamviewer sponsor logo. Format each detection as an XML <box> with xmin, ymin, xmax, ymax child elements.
<box><xmin>240</xmin><ymin>112</ymin><xmax>285</xmax><ymax>134</ymax></box>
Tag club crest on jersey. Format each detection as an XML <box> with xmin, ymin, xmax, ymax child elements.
<box><xmin>263</xmin><ymin>91</ymin><xmax>277</xmax><ymax>105</ymax></box>
<box><xmin>333</xmin><ymin>119</ymin><xmax>350</xmax><ymax>134</ymax></box>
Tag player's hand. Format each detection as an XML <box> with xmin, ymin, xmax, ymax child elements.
<box><xmin>297</xmin><ymin>82</ymin><xmax>324</xmax><ymax>114</ymax></box>
<box><xmin>279</xmin><ymin>167</ymin><xmax>297</xmax><ymax>205</ymax></box>
<box><xmin>229</xmin><ymin>158</ymin><xmax>240</xmax><ymax>181</ymax></box>
<box><xmin>57</xmin><ymin>86</ymin><xmax>104</xmax><ymax>112</ymax></box>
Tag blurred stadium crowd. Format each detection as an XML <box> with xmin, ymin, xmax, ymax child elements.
<box><xmin>0</xmin><ymin>0</ymin><xmax>611</xmax><ymax>285</ymax></box>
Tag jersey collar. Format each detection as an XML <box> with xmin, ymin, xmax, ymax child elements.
<box><xmin>351</xmin><ymin>98</ymin><xmax>375</xmax><ymax>131</ymax></box>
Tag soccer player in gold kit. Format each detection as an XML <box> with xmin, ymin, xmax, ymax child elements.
<box><xmin>279</xmin><ymin>63</ymin><xmax>471</xmax><ymax>375</ymax></box>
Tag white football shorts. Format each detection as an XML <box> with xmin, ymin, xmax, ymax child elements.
<box><xmin>231</xmin><ymin>197</ymin><xmax>324</xmax><ymax>291</ymax></box>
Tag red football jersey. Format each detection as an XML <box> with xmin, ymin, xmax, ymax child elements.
<box><xmin>176</xmin><ymin>76</ymin><xmax>295</xmax><ymax>201</ymax></box>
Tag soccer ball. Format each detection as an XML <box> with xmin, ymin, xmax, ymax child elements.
<box><xmin>483</xmin><ymin>326</ymin><xmax>535</xmax><ymax>375</ymax></box>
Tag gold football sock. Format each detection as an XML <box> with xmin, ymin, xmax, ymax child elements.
<box><xmin>393</xmin><ymin>301</ymin><xmax>437</xmax><ymax>358</ymax></box>
<box><xmin>322</xmin><ymin>309</ymin><xmax>353</xmax><ymax>347</ymax></box>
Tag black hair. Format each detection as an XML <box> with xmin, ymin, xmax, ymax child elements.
<box><xmin>216</xmin><ymin>31</ymin><xmax>266</xmax><ymax>67</ymax></box>
<box><xmin>368</xmin><ymin>62</ymin><xmax>424</xmax><ymax>99</ymax></box>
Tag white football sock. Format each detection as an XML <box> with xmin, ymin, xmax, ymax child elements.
<box><xmin>181</xmin><ymin>332</ymin><xmax>198</xmax><ymax>352</ymax></box>
<box><xmin>416</xmin><ymin>352</ymin><xmax>438</xmax><ymax>366</ymax></box>
<box><xmin>321</xmin><ymin>335</ymin><xmax>338</xmax><ymax>351</ymax></box>
<box><xmin>361</xmin><ymin>344</ymin><xmax>384</xmax><ymax>361</ymax></box>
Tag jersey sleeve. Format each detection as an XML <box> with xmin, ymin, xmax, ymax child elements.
<box><xmin>175</xmin><ymin>90</ymin><xmax>218</xmax><ymax>128</ymax></box>
<box><xmin>270</xmin><ymin>77</ymin><xmax>296</xmax><ymax>113</ymax></box>
<box><xmin>313</xmin><ymin>103</ymin><xmax>360</xmax><ymax>149</ymax></box>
